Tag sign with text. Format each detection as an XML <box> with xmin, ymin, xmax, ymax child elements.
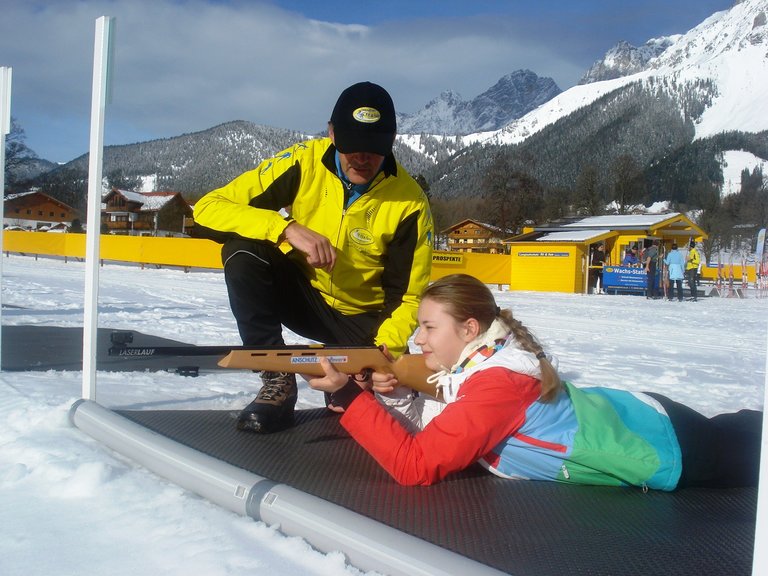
<box><xmin>517</xmin><ymin>251</ymin><xmax>570</xmax><ymax>258</ymax></box>
<box><xmin>603</xmin><ymin>265</ymin><xmax>657</xmax><ymax>291</ymax></box>
<box><xmin>432</xmin><ymin>252</ymin><xmax>464</xmax><ymax>265</ymax></box>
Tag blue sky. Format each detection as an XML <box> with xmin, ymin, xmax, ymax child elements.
<box><xmin>1</xmin><ymin>0</ymin><xmax>733</xmax><ymax>164</ymax></box>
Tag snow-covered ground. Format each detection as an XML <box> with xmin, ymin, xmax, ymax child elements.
<box><xmin>0</xmin><ymin>254</ymin><xmax>765</xmax><ymax>575</ymax></box>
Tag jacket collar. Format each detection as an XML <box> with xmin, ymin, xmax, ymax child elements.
<box><xmin>428</xmin><ymin>325</ymin><xmax>560</xmax><ymax>404</ymax></box>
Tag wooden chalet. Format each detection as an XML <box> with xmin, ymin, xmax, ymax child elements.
<box><xmin>102</xmin><ymin>188</ymin><xmax>193</xmax><ymax>235</ymax></box>
<box><xmin>442</xmin><ymin>219</ymin><xmax>511</xmax><ymax>254</ymax></box>
<box><xmin>3</xmin><ymin>190</ymin><xmax>79</xmax><ymax>230</ymax></box>
<box><xmin>505</xmin><ymin>213</ymin><xmax>708</xmax><ymax>293</ymax></box>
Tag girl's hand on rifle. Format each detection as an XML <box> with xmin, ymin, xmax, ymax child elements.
<box><xmin>370</xmin><ymin>344</ymin><xmax>399</xmax><ymax>395</ymax></box>
<box><xmin>370</xmin><ymin>370</ymin><xmax>398</xmax><ymax>394</ymax></box>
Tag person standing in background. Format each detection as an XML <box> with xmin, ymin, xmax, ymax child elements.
<box><xmin>644</xmin><ymin>240</ymin><xmax>660</xmax><ymax>299</ymax></box>
<box><xmin>589</xmin><ymin>243</ymin><xmax>606</xmax><ymax>294</ymax></box>
<box><xmin>664</xmin><ymin>243</ymin><xmax>685</xmax><ymax>302</ymax></box>
<box><xmin>622</xmin><ymin>246</ymin><xmax>639</xmax><ymax>266</ymax></box>
<box><xmin>686</xmin><ymin>240</ymin><xmax>701</xmax><ymax>301</ymax></box>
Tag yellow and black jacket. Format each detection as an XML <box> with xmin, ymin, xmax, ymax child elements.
<box><xmin>193</xmin><ymin>137</ymin><xmax>433</xmax><ymax>357</ymax></box>
<box><xmin>686</xmin><ymin>247</ymin><xmax>701</xmax><ymax>271</ymax></box>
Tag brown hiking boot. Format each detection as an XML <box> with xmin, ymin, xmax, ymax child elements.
<box><xmin>236</xmin><ymin>371</ymin><xmax>297</xmax><ymax>433</ymax></box>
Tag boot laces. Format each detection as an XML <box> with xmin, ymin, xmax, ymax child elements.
<box><xmin>257</xmin><ymin>371</ymin><xmax>294</xmax><ymax>401</ymax></box>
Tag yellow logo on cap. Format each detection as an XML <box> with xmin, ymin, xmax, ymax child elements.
<box><xmin>353</xmin><ymin>107</ymin><xmax>381</xmax><ymax>123</ymax></box>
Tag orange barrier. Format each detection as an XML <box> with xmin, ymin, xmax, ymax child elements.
<box><xmin>2</xmin><ymin>232</ymin><xmax>512</xmax><ymax>284</ymax></box>
<box><xmin>700</xmin><ymin>263</ymin><xmax>756</xmax><ymax>283</ymax></box>
<box><xmin>2</xmin><ymin>231</ymin><xmax>223</xmax><ymax>269</ymax></box>
<box><xmin>430</xmin><ymin>250</ymin><xmax>510</xmax><ymax>285</ymax></box>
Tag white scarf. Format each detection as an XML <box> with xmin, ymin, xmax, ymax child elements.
<box><xmin>426</xmin><ymin>318</ymin><xmax>557</xmax><ymax>403</ymax></box>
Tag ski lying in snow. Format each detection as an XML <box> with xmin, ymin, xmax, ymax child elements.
<box><xmin>109</xmin><ymin>331</ymin><xmax>440</xmax><ymax>398</ymax></box>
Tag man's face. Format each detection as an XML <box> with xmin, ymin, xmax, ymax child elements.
<box><xmin>337</xmin><ymin>150</ymin><xmax>385</xmax><ymax>184</ymax></box>
<box><xmin>329</xmin><ymin>126</ymin><xmax>386</xmax><ymax>184</ymax></box>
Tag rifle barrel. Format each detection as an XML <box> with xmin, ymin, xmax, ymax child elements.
<box><xmin>108</xmin><ymin>344</ymin><xmax>380</xmax><ymax>358</ymax></box>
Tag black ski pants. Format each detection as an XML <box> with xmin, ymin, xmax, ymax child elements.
<box><xmin>669</xmin><ymin>278</ymin><xmax>683</xmax><ymax>301</ymax></box>
<box><xmin>686</xmin><ymin>268</ymin><xmax>699</xmax><ymax>300</ymax></box>
<box><xmin>221</xmin><ymin>239</ymin><xmax>380</xmax><ymax>347</ymax></box>
<box><xmin>645</xmin><ymin>392</ymin><xmax>762</xmax><ymax>489</ymax></box>
<box><xmin>646</xmin><ymin>261</ymin><xmax>658</xmax><ymax>297</ymax></box>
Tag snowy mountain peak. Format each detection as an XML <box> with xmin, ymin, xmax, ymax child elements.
<box><xmin>651</xmin><ymin>0</ymin><xmax>767</xmax><ymax>70</ymax></box>
<box><xmin>397</xmin><ymin>69</ymin><xmax>561</xmax><ymax>135</ymax></box>
<box><xmin>427</xmin><ymin>90</ymin><xmax>464</xmax><ymax>107</ymax></box>
<box><xmin>579</xmin><ymin>0</ymin><xmax>767</xmax><ymax>86</ymax></box>
<box><xmin>579</xmin><ymin>36</ymin><xmax>679</xmax><ymax>84</ymax></box>
<box><xmin>480</xmin><ymin>0</ymin><xmax>768</xmax><ymax>147</ymax></box>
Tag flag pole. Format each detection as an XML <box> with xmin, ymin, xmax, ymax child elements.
<box><xmin>0</xmin><ymin>66</ymin><xmax>12</xmax><ymax>371</ymax></box>
<box><xmin>82</xmin><ymin>16</ymin><xmax>114</xmax><ymax>400</ymax></box>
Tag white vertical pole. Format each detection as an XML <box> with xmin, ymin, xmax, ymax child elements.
<box><xmin>82</xmin><ymin>17</ymin><xmax>114</xmax><ymax>400</ymax></box>
<box><xmin>0</xmin><ymin>66</ymin><xmax>12</xmax><ymax>371</ymax></box>
<box><xmin>753</xmin><ymin>330</ymin><xmax>768</xmax><ymax>574</ymax></box>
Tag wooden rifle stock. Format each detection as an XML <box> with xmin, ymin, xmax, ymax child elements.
<box><xmin>218</xmin><ymin>345</ymin><xmax>440</xmax><ymax>399</ymax></box>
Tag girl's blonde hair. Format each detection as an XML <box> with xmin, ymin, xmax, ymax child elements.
<box><xmin>422</xmin><ymin>274</ymin><xmax>562</xmax><ymax>402</ymax></box>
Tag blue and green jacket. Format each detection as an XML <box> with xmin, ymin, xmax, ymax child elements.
<box><xmin>488</xmin><ymin>381</ymin><xmax>683</xmax><ymax>490</ymax></box>
<box><xmin>438</xmin><ymin>338</ymin><xmax>683</xmax><ymax>490</ymax></box>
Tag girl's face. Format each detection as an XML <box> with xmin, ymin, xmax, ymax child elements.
<box><xmin>414</xmin><ymin>297</ymin><xmax>474</xmax><ymax>372</ymax></box>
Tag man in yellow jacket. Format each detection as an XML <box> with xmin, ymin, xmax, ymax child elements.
<box><xmin>686</xmin><ymin>240</ymin><xmax>701</xmax><ymax>301</ymax></box>
<box><xmin>193</xmin><ymin>82</ymin><xmax>434</xmax><ymax>433</ymax></box>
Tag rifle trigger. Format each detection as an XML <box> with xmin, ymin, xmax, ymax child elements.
<box><xmin>354</xmin><ymin>368</ymin><xmax>373</xmax><ymax>383</ymax></box>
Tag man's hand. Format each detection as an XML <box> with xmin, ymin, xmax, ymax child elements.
<box><xmin>307</xmin><ymin>357</ymin><xmax>350</xmax><ymax>393</ymax></box>
<box><xmin>283</xmin><ymin>221</ymin><xmax>336</xmax><ymax>271</ymax></box>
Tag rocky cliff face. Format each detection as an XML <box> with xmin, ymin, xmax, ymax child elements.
<box><xmin>578</xmin><ymin>37</ymin><xmax>679</xmax><ymax>84</ymax></box>
<box><xmin>397</xmin><ymin>70</ymin><xmax>561</xmax><ymax>135</ymax></box>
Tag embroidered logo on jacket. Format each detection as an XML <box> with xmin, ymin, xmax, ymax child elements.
<box><xmin>350</xmin><ymin>228</ymin><xmax>374</xmax><ymax>245</ymax></box>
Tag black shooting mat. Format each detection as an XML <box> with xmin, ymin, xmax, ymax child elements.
<box><xmin>1</xmin><ymin>325</ymin><xmax>223</xmax><ymax>372</ymax></box>
<box><xmin>118</xmin><ymin>408</ymin><xmax>757</xmax><ymax>576</ymax></box>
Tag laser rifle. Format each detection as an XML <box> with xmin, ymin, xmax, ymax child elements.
<box><xmin>108</xmin><ymin>332</ymin><xmax>439</xmax><ymax>398</ymax></box>
<box><xmin>218</xmin><ymin>345</ymin><xmax>440</xmax><ymax>399</ymax></box>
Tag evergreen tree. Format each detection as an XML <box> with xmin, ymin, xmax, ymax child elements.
<box><xmin>414</xmin><ymin>174</ymin><xmax>431</xmax><ymax>197</ymax></box>
<box><xmin>574</xmin><ymin>164</ymin><xmax>602</xmax><ymax>215</ymax></box>
<box><xmin>106</xmin><ymin>169</ymin><xmax>141</xmax><ymax>192</ymax></box>
<box><xmin>541</xmin><ymin>186</ymin><xmax>573</xmax><ymax>222</ymax></box>
<box><xmin>610</xmin><ymin>155</ymin><xmax>645</xmax><ymax>213</ymax></box>
<box><xmin>4</xmin><ymin>117</ymin><xmax>37</xmax><ymax>190</ymax></box>
<box><xmin>482</xmin><ymin>153</ymin><xmax>543</xmax><ymax>233</ymax></box>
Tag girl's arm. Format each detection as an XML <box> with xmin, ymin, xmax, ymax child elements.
<box><xmin>340</xmin><ymin>367</ymin><xmax>540</xmax><ymax>485</ymax></box>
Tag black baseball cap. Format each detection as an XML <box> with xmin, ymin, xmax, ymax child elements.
<box><xmin>330</xmin><ymin>82</ymin><xmax>396</xmax><ymax>156</ymax></box>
